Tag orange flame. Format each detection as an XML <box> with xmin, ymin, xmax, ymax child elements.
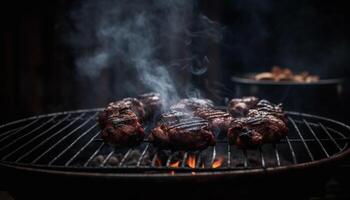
<box><xmin>154</xmin><ymin>157</ymin><xmax>162</xmax><ymax>166</ymax></box>
<box><xmin>211</xmin><ymin>157</ymin><xmax>224</xmax><ymax>168</ymax></box>
<box><xmin>187</xmin><ymin>154</ymin><xmax>196</xmax><ymax>168</ymax></box>
<box><xmin>169</xmin><ymin>160</ymin><xmax>180</xmax><ymax>168</ymax></box>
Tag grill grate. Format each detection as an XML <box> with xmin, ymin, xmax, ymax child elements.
<box><xmin>0</xmin><ymin>109</ymin><xmax>350</xmax><ymax>175</ymax></box>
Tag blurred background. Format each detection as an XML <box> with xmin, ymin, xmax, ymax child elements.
<box><xmin>1</xmin><ymin>0</ymin><xmax>349</xmax><ymax>123</ymax></box>
<box><xmin>1</xmin><ymin>1</ymin><xmax>350</xmax><ymax>199</ymax></box>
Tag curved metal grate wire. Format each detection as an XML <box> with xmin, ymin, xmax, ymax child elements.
<box><xmin>0</xmin><ymin>109</ymin><xmax>349</xmax><ymax>174</ymax></box>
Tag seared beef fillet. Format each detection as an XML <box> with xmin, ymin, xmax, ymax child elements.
<box><xmin>149</xmin><ymin>110</ymin><xmax>215</xmax><ymax>150</ymax></box>
<box><xmin>228</xmin><ymin>115</ymin><xmax>288</xmax><ymax>148</ymax></box>
<box><xmin>227</xmin><ymin>96</ymin><xmax>259</xmax><ymax>117</ymax></box>
<box><xmin>138</xmin><ymin>92</ymin><xmax>162</xmax><ymax>118</ymax></box>
<box><xmin>170</xmin><ymin>98</ymin><xmax>213</xmax><ymax>112</ymax></box>
<box><xmin>98</xmin><ymin>98</ymin><xmax>145</xmax><ymax>146</ymax></box>
<box><xmin>249</xmin><ymin>99</ymin><xmax>287</xmax><ymax>122</ymax></box>
<box><xmin>157</xmin><ymin>110</ymin><xmax>192</xmax><ymax>123</ymax></box>
<box><xmin>227</xmin><ymin>98</ymin><xmax>288</xmax><ymax>148</ymax></box>
<box><xmin>194</xmin><ymin>107</ymin><xmax>233</xmax><ymax>131</ymax></box>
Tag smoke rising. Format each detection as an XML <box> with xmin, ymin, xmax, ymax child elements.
<box><xmin>69</xmin><ymin>0</ymin><xmax>223</xmax><ymax>107</ymax></box>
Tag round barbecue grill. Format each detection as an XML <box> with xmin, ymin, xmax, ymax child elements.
<box><xmin>0</xmin><ymin>108</ymin><xmax>350</xmax><ymax>181</ymax></box>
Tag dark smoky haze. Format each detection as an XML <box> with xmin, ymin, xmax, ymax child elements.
<box><xmin>68</xmin><ymin>0</ymin><xmax>224</xmax><ymax>109</ymax></box>
<box><xmin>1</xmin><ymin>0</ymin><xmax>350</xmax><ymax>123</ymax></box>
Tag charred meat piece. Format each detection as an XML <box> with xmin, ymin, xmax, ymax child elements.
<box><xmin>149</xmin><ymin>110</ymin><xmax>215</xmax><ymax>150</ymax></box>
<box><xmin>194</xmin><ymin>107</ymin><xmax>233</xmax><ymax>131</ymax></box>
<box><xmin>256</xmin><ymin>99</ymin><xmax>283</xmax><ymax>113</ymax></box>
<box><xmin>138</xmin><ymin>92</ymin><xmax>163</xmax><ymax>118</ymax></box>
<box><xmin>98</xmin><ymin>98</ymin><xmax>145</xmax><ymax>128</ymax></box>
<box><xmin>106</xmin><ymin>97</ymin><xmax>146</xmax><ymax>120</ymax></box>
<box><xmin>98</xmin><ymin>98</ymin><xmax>145</xmax><ymax>146</ymax></box>
<box><xmin>228</xmin><ymin>115</ymin><xmax>288</xmax><ymax>148</ymax></box>
<box><xmin>157</xmin><ymin>110</ymin><xmax>192</xmax><ymax>125</ymax></box>
<box><xmin>248</xmin><ymin>99</ymin><xmax>287</xmax><ymax>122</ymax></box>
<box><xmin>170</xmin><ymin>98</ymin><xmax>214</xmax><ymax>112</ymax></box>
<box><xmin>227</xmin><ymin>96</ymin><xmax>259</xmax><ymax>117</ymax></box>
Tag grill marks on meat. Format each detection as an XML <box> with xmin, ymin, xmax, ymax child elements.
<box><xmin>249</xmin><ymin>99</ymin><xmax>287</xmax><ymax>122</ymax></box>
<box><xmin>194</xmin><ymin>107</ymin><xmax>233</xmax><ymax>131</ymax></box>
<box><xmin>99</xmin><ymin>93</ymin><xmax>163</xmax><ymax>147</ymax></box>
<box><xmin>150</xmin><ymin>97</ymin><xmax>218</xmax><ymax>150</ymax></box>
<box><xmin>98</xmin><ymin>98</ymin><xmax>147</xmax><ymax>147</ymax></box>
<box><xmin>149</xmin><ymin>111</ymin><xmax>215</xmax><ymax>150</ymax></box>
<box><xmin>158</xmin><ymin>110</ymin><xmax>192</xmax><ymax>125</ymax></box>
<box><xmin>99</xmin><ymin>94</ymin><xmax>288</xmax><ymax>150</ymax></box>
<box><xmin>170</xmin><ymin>97</ymin><xmax>233</xmax><ymax>130</ymax></box>
<box><xmin>227</xmin><ymin>96</ymin><xmax>259</xmax><ymax>117</ymax></box>
<box><xmin>228</xmin><ymin>116</ymin><xmax>288</xmax><ymax>148</ymax></box>
<box><xmin>227</xmin><ymin>98</ymin><xmax>288</xmax><ymax>148</ymax></box>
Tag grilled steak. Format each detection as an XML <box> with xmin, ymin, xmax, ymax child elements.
<box><xmin>227</xmin><ymin>98</ymin><xmax>288</xmax><ymax>148</ymax></box>
<box><xmin>228</xmin><ymin>114</ymin><xmax>288</xmax><ymax>148</ymax></box>
<box><xmin>149</xmin><ymin>110</ymin><xmax>215</xmax><ymax>150</ymax></box>
<box><xmin>98</xmin><ymin>98</ymin><xmax>145</xmax><ymax>146</ymax></box>
<box><xmin>248</xmin><ymin>99</ymin><xmax>287</xmax><ymax>122</ymax></box>
<box><xmin>170</xmin><ymin>98</ymin><xmax>214</xmax><ymax>112</ymax></box>
<box><xmin>157</xmin><ymin>110</ymin><xmax>192</xmax><ymax>124</ymax></box>
<box><xmin>138</xmin><ymin>92</ymin><xmax>163</xmax><ymax>118</ymax></box>
<box><xmin>227</xmin><ymin>96</ymin><xmax>259</xmax><ymax>117</ymax></box>
<box><xmin>194</xmin><ymin>107</ymin><xmax>233</xmax><ymax>131</ymax></box>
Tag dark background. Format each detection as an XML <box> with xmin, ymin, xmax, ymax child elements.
<box><xmin>1</xmin><ymin>0</ymin><xmax>349</xmax><ymax>124</ymax></box>
<box><xmin>0</xmin><ymin>1</ymin><xmax>350</xmax><ymax>199</ymax></box>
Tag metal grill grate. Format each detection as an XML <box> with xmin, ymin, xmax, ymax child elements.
<box><xmin>0</xmin><ymin>109</ymin><xmax>350</xmax><ymax>175</ymax></box>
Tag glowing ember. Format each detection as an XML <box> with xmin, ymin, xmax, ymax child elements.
<box><xmin>211</xmin><ymin>157</ymin><xmax>224</xmax><ymax>168</ymax></box>
<box><xmin>169</xmin><ymin>160</ymin><xmax>180</xmax><ymax>168</ymax></box>
<box><xmin>154</xmin><ymin>157</ymin><xmax>162</xmax><ymax>166</ymax></box>
<box><xmin>187</xmin><ymin>154</ymin><xmax>196</xmax><ymax>168</ymax></box>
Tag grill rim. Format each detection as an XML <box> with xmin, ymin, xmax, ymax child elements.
<box><xmin>1</xmin><ymin>109</ymin><xmax>350</xmax><ymax>179</ymax></box>
<box><xmin>0</xmin><ymin>148</ymin><xmax>348</xmax><ymax>180</ymax></box>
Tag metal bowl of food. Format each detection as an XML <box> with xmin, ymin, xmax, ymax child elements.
<box><xmin>231</xmin><ymin>67</ymin><xmax>344</xmax><ymax>117</ymax></box>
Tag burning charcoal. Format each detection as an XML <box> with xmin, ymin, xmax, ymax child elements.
<box><xmin>107</xmin><ymin>156</ymin><xmax>120</xmax><ymax>166</ymax></box>
<box><xmin>128</xmin><ymin>149</ymin><xmax>141</xmax><ymax>159</ymax></box>
<box><xmin>124</xmin><ymin>150</ymin><xmax>142</xmax><ymax>166</ymax></box>
<box><xmin>247</xmin><ymin>151</ymin><xmax>264</xmax><ymax>167</ymax></box>
<box><xmin>139</xmin><ymin>153</ymin><xmax>152</xmax><ymax>166</ymax></box>
<box><xmin>168</xmin><ymin>160</ymin><xmax>181</xmax><ymax>168</ymax></box>
<box><xmin>91</xmin><ymin>155</ymin><xmax>105</xmax><ymax>166</ymax></box>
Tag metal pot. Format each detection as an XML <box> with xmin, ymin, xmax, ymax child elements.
<box><xmin>231</xmin><ymin>73</ymin><xmax>344</xmax><ymax>118</ymax></box>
